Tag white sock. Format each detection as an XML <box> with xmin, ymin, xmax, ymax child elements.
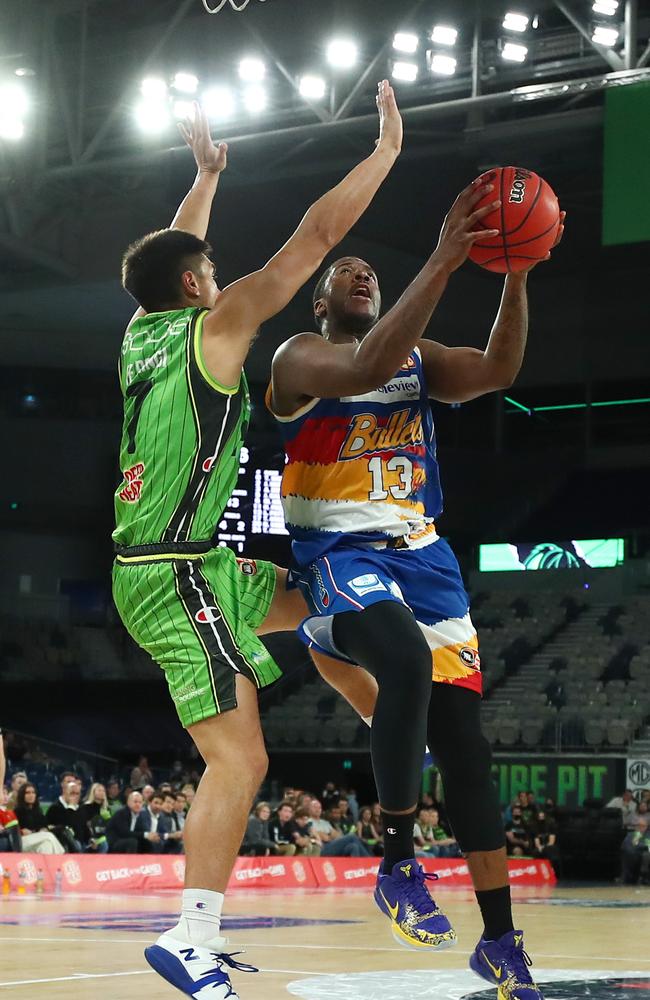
<box><xmin>168</xmin><ymin>888</ymin><xmax>225</xmax><ymax>947</ymax></box>
<box><xmin>363</xmin><ymin>715</ymin><xmax>373</xmax><ymax>728</ymax></box>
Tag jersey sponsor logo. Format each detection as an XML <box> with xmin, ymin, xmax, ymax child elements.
<box><xmin>125</xmin><ymin>347</ymin><xmax>168</xmax><ymax>387</ymax></box>
<box><xmin>459</xmin><ymin>646</ymin><xmax>481</xmax><ymax>671</ymax></box>
<box><xmin>236</xmin><ymin>558</ymin><xmax>258</xmax><ymax>576</ymax></box>
<box><xmin>118</xmin><ymin>462</ymin><xmax>145</xmax><ymax>503</ymax></box>
<box><xmin>508</xmin><ymin>167</ymin><xmax>531</xmax><ymax>204</ymax></box>
<box><xmin>175</xmin><ymin>684</ymin><xmax>207</xmax><ymax>704</ymax></box>
<box><xmin>339</xmin><ymin>409</ymin><xmax>423</xmax><ymax>460</ymax></box>
<box><xmin>122</xmin><ymin>318</ymin><xmax>187</xmax><ymax>355</ymax></box>
<box><xmin>348</xmin><ymin>574</ymin><xmax>387</xmax><ymax>597</ymax></box>
<box><xmin>195</xmin><ymin>607</ymin><xmax>221</xmax><ymax>624</ymax></box>
<box><xmin>376</xmin><ymin>377</ymin><xmax>420</xmax><ymax>397</ymax></box>
<box><xmin>311</xmin><ymin>564</ymin><xmax>330</xmax><ymax>608</ymax></box>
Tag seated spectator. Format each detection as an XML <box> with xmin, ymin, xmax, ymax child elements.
<box><xmin>106</xmin><ymin>791</ymin><xmax>156</xmax><ymax>853</ymax></box>
<box><xmin>345</xmin><ymin>788</ymin><xmax>360</xmax><ymax>824</ymax></box>
<box><xmin>607</xmin><ymin>789</ymin><xmax>638</xmax><ymax>830</ymax></box>
<box><xmin>357</xmin><ymin>805</ymin><xmax>383</xmax><ymax>855</ymax></box>
<box><xmin>14</xmin><ymin>783</ymin><xmax>64</xmax><ymax>855</ymax></box>
<box><xmin>0</xmin><ymin>785</ymin><xmax>22</xmax><ymax>853</ymax></box>
<box><xmin>633</xmin><ymin>800</ymin><xmax>649</xmax><ymax>830</ymax></box>
<box><xmin>157</xmin><ymin>792</ymin><xmax>184</xmax><ymax>854</ymax></box>
<box><xmin>414</xmin><ymin>807</ymin><xmax>460</xmax><ymax>858</ymax></box>
<box><xmin>181</xmin><ymin>783</ymin><xmax>196</xmax><ymax>809</ymax></box>
<box><xmin>293</xmin><ymin>808</ymin><xmax>321</xmax><ymax>856</ymax></box>
<box><xmin>80</xmin><ymin>783</ymin><xmax>112</xmax><ymax>854</ymax></box>
<box><xmin>371</xmin><ymin>803</ymin><xmax>383</xmax><ymax>837</ymax></box>
<box><xmin>46</xmin><ymin>779</ymin><xmax>85</xmax><ymax>852</ymax></box>
<box><xmin>268</xmin><ymin>801</ymin><xmax>299</xmax><ymax>856</ymax></box>
<box><xmin>523</xmin><ymin>791</ymin><xmax>539</xmax><ymax>826</ymax></box>
<box><xmin>173</xmin><ymin>792</ymin><xmax>187</xmax><ymax>832</ymax></box>
<box><xmin>106</xmin><ymin>780</ymin><xmax>123</xmax><ymax>815</ymax></box>
<box><xmin>532</xmin><ymin>807</ymin><xmax>560</xmax><ymax>874</ymax></box>
<box><xmin>7</xmin><ymin>771</ymin><xmax>28</xmax><ymax>810</ymax></box>
<box><xmin>242</xmin><ymin>802</ymin><xmax>277</xmax><ymax>856</ymax></box>
<box><xmin>141</xmin><ymin>784</ymin><xmax>156</xmax><ymax>805</ymax></box>
<box><xmin>130</xmin><ymin>755</ymin><xmax>154</xmax><ymax>790</ymax></box>
<box><xmin>337</xmin><ymin>797</ymin><xmax>356</xmax><ymax>833</ymax></box>
<box><xmin>505</xmin><ymin>804</ymin><xmax>533</xmax><ymax>857</ymax></box>
<box><xmin>621</xmin><ymin>818</ymin><xmax>650</xmax><ymax>885</ymax></box>
<box><xmin>321</xmin><ymin>782</ymin><xmax>340</xmax><ymax>810</ymax></box>
<box><xmin>309</xmin><ymin>801</ymin><xmax>372</xmax><ymax>858</ymax></box>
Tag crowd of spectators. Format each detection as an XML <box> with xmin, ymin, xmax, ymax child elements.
<box><xmin>2</xmin><ymin>735</ymin><xmax>649</xmax><ymax>884</ymax></box>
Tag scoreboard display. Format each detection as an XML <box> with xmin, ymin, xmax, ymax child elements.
<box><xmin>215</xmin><ymin>446</ymin><xmax>289</xmax><ymax>554</ymax></box>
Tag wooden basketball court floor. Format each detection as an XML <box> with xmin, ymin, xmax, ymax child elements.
<box><xmin>1</xmin><ymin>884</ymin><xmax>649</xmax><ymax>998</ymax></box>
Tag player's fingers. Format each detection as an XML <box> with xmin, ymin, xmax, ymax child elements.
<box><xmin>178</xmin><ymin>122</ymin><xmax>191</xmax><ymax>146</ymax></box>
<box><xmin>467</xmin><ymin>200</ymin><xmax>501</xmax><ymax>226</ymax></box>
<box><xmin>469</xmin><ymin>228</ymin><xmax>500</xmax><ymax>242</ymax></box>
<box><xmin>466</xmin><ymin>182</ymin><xmax>495</xmax><ymax>210</ymax></box>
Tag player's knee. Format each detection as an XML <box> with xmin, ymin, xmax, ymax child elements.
<box><xmin>433</xmin><ymin>727</ymin><xmax>493</xmax><ymax>788</ymax></box>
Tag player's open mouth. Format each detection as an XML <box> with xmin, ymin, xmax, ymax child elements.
<box><xmin>350</xmin><ymin>286</ymin><xmax>371</xmax><ymax>300</ymax></box>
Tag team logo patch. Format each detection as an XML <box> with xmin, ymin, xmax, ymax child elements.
<box><xmin>118</xmin><ymin>462</ymin><xmax>145</xmax><ymax>503</ymax></box>
<box><xmin>195</xmin><ymin>607</ymin><xmax>221</xmax><ymax>624</ymax></box>
<box><xmin>459</xmin><ymin>646</ymin><xmax>481</xmax><ymax>670</ymax></box>
<box><xmin>349</xmin><ymin>574</ymin><xmax>387</xmax><ymax>597</ymax></box>
<box><xmin>237</xmin><ymin>558</ymin><xmax>258</xmax><ymax>576</ymax></box>
<box><xmin>400</xmin><ymin>355</ymin><xmax>417</xmax><ymax>370</ymax></box>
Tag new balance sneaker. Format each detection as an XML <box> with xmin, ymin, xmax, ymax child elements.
<box><xmin>145</xmin><ymin>932</ymin><xmax>258</xmax><ymax>999</ymax></box>
<box><xmin>470</xmin><ymin>929</ymin><xmax>545</xmax><ymax>1000</ymax></box>
<box><xmin>374</xmin><ymin>859</ymin><xmax>457</xmax><ymax>951</ymax></box>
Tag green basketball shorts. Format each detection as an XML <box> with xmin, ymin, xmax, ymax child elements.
<box><xmin>112</xmin><ymin>545</ymin><xmax>280</xmax><ymax>727</ymax></box>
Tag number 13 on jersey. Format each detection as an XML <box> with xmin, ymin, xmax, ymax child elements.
<box><xmin>368</xmin><ymin>455</ymin><xmax>414</xmax><ymax>501</ymax></box>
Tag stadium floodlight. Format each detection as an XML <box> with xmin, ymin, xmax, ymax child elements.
<box><xmin>298</xmin><ymin>75</ymin><xmax>327</xmax><ymax>100</ymax></box>
<box><xmin>592</xmin><ymin>0</ymin><xmax>618</xmax><ymax>14</ymax></box>
<box><xmin>0</xmin><ymin>82</ymin><xmax>29</xmax><ymax>118</ymax></box>
<box><xmin>243</xmin><ymin>84</ymin><xmax>268</xmax><ymax>113</ymax></box>
<box><xmin>592</xmin><ymin>24</ymin><xmax>619</xmax><ymax>45</ymax></box>
<box><xmin>430</xmin><ymin>54</ymin><xmax>457</xmax><ymax>75</ymax></box>
<box><xmin>431</xmin><ymin>25</ymin><xmax>458</xmax><ymax>46</ymax></box>
<box><xmin>172</xmin><ymin>72</ymin><xmax>199</xmax><ymax>94</ymax></box>
<box><xmin>326</xmin><ymin>38</ymin><xmax>358</xmax><ymax>69</ymax></box>
<box><xmin>14</xmin><ymin>67</ymin><xmax>35</xmax><ymax>78</ymax></box>
<box><xmin>393</xmin><ymin>32</ymin><xmax>419</xmax><ymax>54</ymax></box>
<box><xmin>392</xmin><ymin>61</ymin><xmax>419</xmax><ymax>82</ymax></box>
<box><xmin>0</xmin><ymin>117</ymin><xmax>25</xmax><ymax>141</ymax></box>
<box><xmin>502</xmin><ymin>41</ymin><xmax>528</xmax><ymax>61</ymax></box>
<box><xmin>173</xmin><ymin>99</ymin><xmax>195</xmax><ymax>120</ymax></box>
<box><xmin>134</xmin><ymin>99</ymin><xmax>171</xmax><ymax>134</ymax></box>
<box><xmin>238</xmin><ymin>57</ymin><xmax>266</xmax><ymax>83</ymax></box>
<box><xmin>140</xmin><ymin>77</ymin><xmax>167</xmax><ymax>99</ymax></box>
<box><xmin>503</xmin><ymin>12</ymin><xmax>529</xmax><ymax>32</ymax></box>
<box><xmin>202</xmin><ymin>86</ymin><xmax>235</xmax><ymax>121</ymax></box>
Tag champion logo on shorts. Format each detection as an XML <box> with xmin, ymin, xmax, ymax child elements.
<box><xmin>236</xmin><ymin>558</ymin><xmax>258</xmax><ymax>576</ymax></box>
<box><xmin>195</xmin><ymin>607</ymin><xmax>221</xmax><ymax>624</ymax></box>
<box><xmin>459</xmin><ymin>646</ymin><xmax>481</xmax><ymax>670</ymax></box>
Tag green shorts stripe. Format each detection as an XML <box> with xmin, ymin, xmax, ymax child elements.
<box><xmin>112</xmin><ymin>546</ymin><xmax>281</xmax><ymax>727</ymax></box>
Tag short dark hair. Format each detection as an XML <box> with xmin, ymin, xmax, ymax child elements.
<box><xmin>121</xmin><ymin>229</ymin><xmax>212</xmax><ymax>312</ymax></box>
<box><xmin>312</xmin><ymin>264</ymin><xmax>335</xmax><ymax>331</ymax></box>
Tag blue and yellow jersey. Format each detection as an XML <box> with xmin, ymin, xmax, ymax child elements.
<box><xmin>267</xmin><ymin>347</ymin><xmax>443</xmax><ymax>566</ymax></box>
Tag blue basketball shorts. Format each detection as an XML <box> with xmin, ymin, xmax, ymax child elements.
<box><xmin>294</xmin><ymin>537</ymin><xmax>482</xmax><ymax>694</ymax></box>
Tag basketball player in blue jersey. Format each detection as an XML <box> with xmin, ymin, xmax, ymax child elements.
<box><xmin>269</xmin><ymin>185</ymin><xmax>565</xmax><ymax>999</ymax></box>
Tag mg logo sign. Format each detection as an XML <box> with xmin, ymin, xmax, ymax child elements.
<box><xmin>627</xmin><ymin>759</ymin><xmax>650</xmax><ymax>789</ymax></box>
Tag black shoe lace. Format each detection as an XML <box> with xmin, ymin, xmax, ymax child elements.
<box><xmin>199</xmin><ymin>951</ymin><xmax>259</xmax><ymax>991</ymax></box>
<box><xmin>504</xmin><ymin>943</ymin><xmax>534</xmax><ymax>984</ymax></box>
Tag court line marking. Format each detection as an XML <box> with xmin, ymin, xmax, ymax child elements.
<box><xmin>0</xmin><ymin>968</ymin><xmax>327</xmax><ymax>988</ymax></box>
<box><xmin>1</xmin><ymin>937</ymin><xmax>650</xmax><ymax>965</ymax></box>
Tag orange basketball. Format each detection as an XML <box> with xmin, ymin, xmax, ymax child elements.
<box><xmin>468</xmin><ymin>166</ymin><xmax>561</xmax><ymax>273</ymax></box>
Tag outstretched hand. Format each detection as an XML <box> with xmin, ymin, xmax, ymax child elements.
<box><xmin>375</xmin><ymin>79</ymin><xmax>403</xmax><ymax>157</ymax></box>
<box><xmin>179</xmin><ymin>101</ymin><xmax>228</xmax><ymax>174</ymax></box>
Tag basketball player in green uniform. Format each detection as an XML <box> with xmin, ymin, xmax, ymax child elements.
<box><xmin>112</xmin><ymin>86</ymin><xmax>402</xmax><ymax>999</ymax></box>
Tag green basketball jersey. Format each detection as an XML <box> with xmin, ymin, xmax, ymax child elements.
<box><xmin>113</xmin><ymin>307</ymin><xmax>250</xmax><ymax>550</ymax></box>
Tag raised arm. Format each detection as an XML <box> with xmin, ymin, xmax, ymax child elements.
<box><xmin>128</xmin><ymin>103</ymin><xmax>227</xmax><ymax>323</ymax></box>
<box><xmin>272</xmin><ymin>180</ymin><xmax>500</xmax><ymax>406</ymax></box>
<box><xmin>420</xmin><ymin>210</ymin><xmax>566</xmax><ymax>403</ymax></box>
<box><xmin>200</xmin><ymin>80</ymin><xmax>403</xmax><ymax>389</ymax></box>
